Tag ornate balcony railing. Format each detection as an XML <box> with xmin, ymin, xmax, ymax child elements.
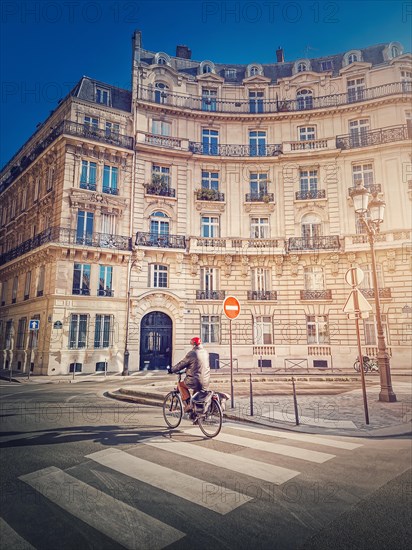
<box><xmin>295</xmin><ymin>189</ymin><xmax>326</xmax><ymax>200</ymax></box>
<box><xmin>144</xmin><ymin>133</ymin><xmax>183</xmax><ymax>148</ymax></box>
<box><xmin>144</xmin><ymin>183</ymin><xmax>176</xmax><ymax>197</ymax></box>
<box><xmin>72</xmin><ymin>288</ymin><xmax>90</xmax><ymax>296</ymax></box>
<box><xmin>245</xmin><ymin>192</ymin><xmax>274</xmax><ymax>203</ymax></box>
<box><xmin>336</xmin><ymin>125</ymin><xmax>410</xmax><ymax>150</ymax></box>
<box><xmin>288</xmin><ymin>139</ymin><xmax>329</xmax><ymax>150</ymax></box>
<box><xmin>348</xmin><ymin>184</ymin><xmax>382</xmax><ymax>197</ymax></box>
<box><xmin>288</xmin><ymin>236</ymin><xmax>340</xmax><ymax>251</ymax></box>
<box><xmin>1</xmin><ymin>120</ymin><xmax>134</xmax><ymax>193</ymax></box>
<box><xmin>360</xmin><ymin>288</ymin><xmax>392</xmax><ymax>299</ymax></box>
<box><xmin>232</xmin><ymin>238</ymin><xmax>279</xmax><ymax>248</ymax></box>
<box><xmin>196</xmin><ymin>290</ymin><xmax>226</xmax><ymax>300</ymax></box>
<box><xmin>189</xmin><ymin>142</ymin><xmax>282</xmax><ymax>157</ymax></box>
<box><xmin>97</xmin><ymin>289</ymin><xmax>114</xmax><ymax>297</ymax></box>
<box><xmin>0</xmin><ymin>226</ymin><xmax>132</xmax><ymax>266</ymax></box>
<box><xmin>195</xmin><ymin>238</ymin><xmax>226</xmax><ymax>248</ymax></box>
<box><xmin>137</xmin><ymin>82</ymin><xmax>410</xmax><ymax>114</ymax></box>
<box><xmin>102</xmin><ymin>186</ymin><xmax>119</xmax><ymax>196</ymax></box>
<box><xmin>300</xmin><ymin>290</ymin><xmax>332</xmax><ymax>300</ymax></box>
<box><xmin>136</xmin><ymin>232</ymin><xmax>186</xmax><ymax>249</ymax></box>
<box><xmin>80</xmin><ymin>182</ymin><xmax>97</xmax><ymax>191</ymax></box>
<box><xmin>195</xmin><ymin>189</ymin><xmax>225</xmax><ymax>201</ymax></box>
<box><xmin>247</xmin><ymin>290</ymin><xmax>278</xmax><ymax>301</ymax></box>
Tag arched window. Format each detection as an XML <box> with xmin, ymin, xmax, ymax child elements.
<box><xmin>293</xmin><ymin>59</ymin><xmax>310</xmax><ymax>74</ymax></box>
<box><xmin>150</xmin><ymin>211</ymin><xmax>170</xmax><ymax>244</ymax></box>
<box><xmin>391</xmin><ymin>46</ymin><xmax>399</xmax><ymax>58</ymax></box>
<box><xmin>344</xmin><ymin>50</ymin><xmax>362</xmax><ymax>66</ymax></box>
<box><xmin>297</xmin><ymin>63</ymin><xmax>307</xmax><ymax>73</ymax></box>
<box><xmin>154</xmin><ymin>52</ymin><xmax>171</xmax><ymax>66</ymax></box>
<box><xmin>154</xmin><ymin>82</ymin><xmax>169</xmax><ymax>104</ymax></box>
<box><xmin>348</xmin><ymin>53</ymin><xmax>358</xmax><ymax>64</ymax></box>
<box><xmin>247</xmin><ymin>64</ymin><xmax>263</xmax><ymax>77</ymax></box>
<box><xmin>301</xmin><ymin>213</ymin><xmax>321</xmax><ymax>248</ymax></box>
<box><xmin>296</xmin><ymin>89</ymin><xmax>313</xmax><ymax>110</ymax></box>
<box><xmin>199</xmin><ymin>61</ymin><xmax>215</xmax><ymax>75</ymax></box>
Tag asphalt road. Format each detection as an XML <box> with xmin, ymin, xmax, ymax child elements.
<box><xmin>0</xmin><ymin>379</ymin><xmax>411</xmax><ymax>550</ymax></box>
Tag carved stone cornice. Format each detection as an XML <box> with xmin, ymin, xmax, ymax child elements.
<box><xmin>68</xmin><ymin>188</ymin><xmax>127</xmax><ymax>214</ymax></box>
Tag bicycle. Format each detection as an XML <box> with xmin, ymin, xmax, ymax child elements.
<box><xmin>353</xmin><ymin>355</ymin><xmax>379</xmax><ymax>373</ymax></box>
<box><xmin>162</xmin><ymin>371</ymin><xmax>223</xmax><ymax>438</ymax></box>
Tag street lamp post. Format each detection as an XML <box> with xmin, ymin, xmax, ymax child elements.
<box><xmin>122</xmin><ymin>258</ymin><xmax>136</xmax><ymax>376</ymax></box>
<box><xmin>351</xmin><ymin>184</ymin><xmax>397</xmax><ymax>402</ymax></box>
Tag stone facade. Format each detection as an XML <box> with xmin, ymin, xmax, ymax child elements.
<box><xmin>0</xmin><ymin>34</ymin><xmax>411</xmax><ymax>374</ymax></box>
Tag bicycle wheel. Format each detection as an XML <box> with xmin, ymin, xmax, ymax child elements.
<box><xmin>353</xmin><ymin>360</ymin><xmax>361</xmax><ymax>372</ymax></box>
<box><xmin>163</xmin><ymin>391</ymin><xmax>183</xmax><ymax>429</ymax></box>
<box><xmin>198</xmin><ymin>398</ymin><xmax>222</xmax><ymax>438</ymax></box>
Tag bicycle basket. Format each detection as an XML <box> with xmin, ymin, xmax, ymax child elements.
<box><xmin>192</xmin><ymin>391</ymin><xmax>212</xmax><ymax>414</ymax></box>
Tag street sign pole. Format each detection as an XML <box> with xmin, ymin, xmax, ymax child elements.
<box><xmin>223</xmin><ymin>296</ymin><xmax>240</xmax><ymax>410</ymax></box>
<box><xmin>353</xmin><ymin>288</ymin><xmax>370</xmax><ymax>425</ymax></box>
<box><xmin>229</xmin><ymin>318</ymin><xmax>234</xmax><ymax>409</ymax></box>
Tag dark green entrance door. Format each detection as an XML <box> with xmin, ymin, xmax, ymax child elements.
<box><xmin>139</xmin><ymin>312</ymin><xmax>172</xmax><ymax>370</ymax></box>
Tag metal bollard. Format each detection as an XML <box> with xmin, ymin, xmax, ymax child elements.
<box><xmin>291</xmin><ymin>377</ymin><xmax>300</xmax><ymax>426</ymax></box>
<box><xmin>249</xmin><ymin>373</ymin><xmax>254</xmax><ymax>416</ymax></box>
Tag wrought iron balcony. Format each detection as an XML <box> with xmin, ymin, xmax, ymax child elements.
<box><xmin>144</xmin><ymin>183</ymin><xmax>176</xmax><ymax>197</ymax></box>
<box><xmin>0</xmin><ymin>226</ymin><xmax>132</xmax><ymax>266</ymax></box>
<box><xmin>189</xmin><ymin>142</ymin><xmax>282</xmax><ymax>157</ymax></box>
<box><xmin>72</xmin><ymin>288</ymin><xmax>91</xmax><ymax>296</ymax></box>
<box><xmin>288</xmin><ymin>236</ymin><xmax>340</xmax><ymax>251</ymax></box>
<box><xmin>102</xmin><ymin>186</ymin><xmax>119</xmax><ymax>195</ymax></box>
<box><xmin>348</xmin><ymin>184</ymin><xmax>382</xmax><ymax>197</ymax></box>
<box><xmin>336</xmin><ymin>125</ymin><xmax>410</xmax><ymax>150</ymax></box>
<box><xmin>247</xmin><ymin>290</ymin><xmax>278</xmax><ymax>301</ymax></box>
<box><xmin>196</xmin><ymin>290</ymin><xmax>226</xmax><ymax>300</ymax></box>
<box><xmin>295</xmin><ymin>189</ymin><xmax>326</xmax><ymax>200</ymax></box>
<box><xmin>232</xmin><ymin>238</ymin><xmax>279</xmax><ymax>248</ymax></box>
<box><xmin>136</xmin><ymin>232</ymin><xmax>186</xmax><ymax>249</ymax></box>
<box><xmin>245</xmin><ymin>192</ymin><xmax>274</xmax><ymax>203</ymax></box>
<box><xmin>1</xmin><ymin>120</ymin><xmax>133</xmax><ymax>193</ymax></box>
<box><xmin>137</xmin><ymin>82</ymin><xmax>410</xmax><ymax>115</ymax></box>
<box><xmin>360</xmin><ymin>288</ymin><xmax>392</xmax><ymax>299</ymax></box>
<box><xmin>97</xmin><ymin>289</ymin><xmax>114</xmax><ymax>297</ymax></box>
<box><xmin>80</xmin><ymin>182</ymin><xmax>97</xmax><ymax>191</ymax></box>
<box><xmin>195</xmin><ymin>189</ymin><xmax>225</xmax><ymax>201</ymax></box>
<box><xmin>300</xmin><ymin>290</ymin><xmax>332</xmax><ymax>300</ymax></box>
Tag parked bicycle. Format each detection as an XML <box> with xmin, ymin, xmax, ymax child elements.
<box><xmin>353</xmin><ymin>355</ymin><xmax>379</xmax><ymax>373</ymax></box>
<box><xmin>162</xmin><ymin>370</ymin><xmax>225</xmax><ymax>438</ymax></box>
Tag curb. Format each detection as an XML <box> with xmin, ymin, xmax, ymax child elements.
<box><xmin>105</xmin><ymin>389</ymin><xmax>412</xmax><ymax>439</ymax></box>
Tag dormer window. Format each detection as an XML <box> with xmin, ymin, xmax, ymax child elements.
<box><xmin>225</xmin><ymin>68</ymin><xmax>237</xmax><ymax>80</ymax></box>
<box><xmin>383</xmin><ymin>42</ymin><xmax>404</xmax><ymax>60</ymax></box>
<box><xmin>154</xmin><ymin>52</ymin><xmax>171</xmax><ymax>66</ymax></box>
<box><xmin>96</xmin><ymin>88</ymin><xmax>110</xmax><ymax>106</ymax></box>
<box><xmin>297</xmin><ymin>63</ymin><xmax>307</xmax><ymax>73</ymax></box>
<box><xmin>200</xmin><ymin>61</ymin><xmax>215</xmax><ymax>74</ymax></box>
<box><xmin>247</xmin><ymin>64</ymin><xmax>263</xmax><ymax>77</ymax></box>
<box><xmin>343</xmin><ymin>50</ymin><xmax>362</xmax><ymax>66</ymax></box>
<box><xmin>293</xmin><ymin>59</ymin><xmax>311</xmax><ymax>74</ymax></box>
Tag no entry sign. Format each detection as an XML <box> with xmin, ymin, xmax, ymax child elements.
<box><xmin>223</xmin><ymin>296</ymin><xmax>240</xmax><ymax>320</ymax></box>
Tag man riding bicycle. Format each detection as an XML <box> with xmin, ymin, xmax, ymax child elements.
<box><xmin>167</xmin><ymin>337</ymin><xmax>210</xmax><ymax>413</ymax></box>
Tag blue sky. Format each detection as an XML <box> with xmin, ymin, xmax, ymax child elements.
<box><xmin>1</xmin><ymin>0</ymin><xmax>411</xmax><ymax>168</ymax></box>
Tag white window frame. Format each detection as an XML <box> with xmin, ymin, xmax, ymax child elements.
<box><xmin>37</xmin><ymin>266</ymin><xmax>45</xmax><ymax>297</ymax></box>
<box><xmin>307</xmin><ymin>315</ymin><xmax>329</xmax><ymax>344</ymax></box>
<box><xmin>363</xmin><ymin>314</ymin><xmax>389</xmax><ymax>346</ymax></box>
<box><xmin>249</xmin><ymin>130</ymin><xmax>267</xmax><ymax>156</ymax></box>
<box><xmin>84</xmin><ymin>116</ymin><xmax>99</xmax><ymax>129</ymax></box>
<box><xmin>201</xmin><ymin>170</ymin><xmax>219</xmax><ymax>190</ymax></box>
<box><xmin>253</xmin><ymin>316</ymin><xmax>273</xmax><ymax>345</ymax></box>
<box><xmin>250</xmin><ymin>173</ymin><xmax>268</xmax><ymax>196</ymax></box>
<box><xmin>202</xmin><ymin>88</ymin><xmax>217</xmax><ymax>111</ymax></box>
<box><xmin>96</xmin><ymin>88</ymin><xmax>110</xmax><ymax>106</ymax></box>
<box><xmin>250</xmin><ymin>217</ymin><xmax>269</xmax><ymax>238</ymax></box>
<box><xmin>24</xmin><ymin>271</ymin><xmax>31</xmax><ymax>300</ymax></box>
<box><xmin>352</xmin><ymin>163</ymin><xmax>374</xmax><ymax>187</ymax></box>
<box><xmin>200</xmin><ymin>267</ymin><xmax>219</xmax><ymax>292</ymax></box>
<box><xmin>98</xmin><ymin>265</ymin><xmax>113</xmax><ymax>296</ymax></box>
<box><xmin>150</xmin><ymin>264</ymin><xmax>168</xmax><ymax>288</ymax></box>
<box><xmin>296</xmin><ymin>89</ymin><xmax>313</xmax><ymax>110</ymax></box>
<box><xmin>201</xmin><ymin>315</ymin><xmax>220</xmax><ymax>343</ymax></box>
<box><xmin>299</xmin><ymin>170</ymin><xmax>318</xmax><ymax>193</ymax></box>
<box><xmin>349</xmin><ymin>119</ymin><xmax>370</xmax><ymax>146</ymax></box>
<box><xmin>103</xmin><ymin>165</ymin><xmax>118</xmax><ymax>194</ymax></box>
<box><xmin>16</xmin><ymin>317</ymin><xmax>27</xmax><ymax>350</ymax></box>
<box><xmin>251</xmin><ymin>268</ymin><xmax>270</xmax><ymax>292</ymax></box>
<box><xmin>201</xmin><ymin>129</ymin><xmax>219</xmax><ymax>155</ymax></box>
<box><xmin>201</xmin><ymin>216</ymin><xmax>220</xmax><ymax>238</ymax></box>
<box><xmin>73</xmin><ymin>263</ymin><xmax>91</xmax><ymax>295</ymax></box>
<box><xmin>359</xmin><ymin>264</ymin><xmax>384</xmax><ymax>289</ymax></box>
<box><xmin>152</xmin><ymin>120</ymin><xmax>171</xmax><ymax>136</ymax></box>
<box><xmin>94</xmin><ymin>314</ymin><xmax>112</xmax><ymax>348</ymax></box>
<box><xmin>304</xmin><ymin>266</ymin><xmax>325</xmax><ymax>291</ymax></box>
<box><xmin>69</xmin><ymin>314</ymin><xmax>88</xmax><ymax>349</ymax></box>
<box><xmin>347</xmin><ymin>78</ymin><xmax>365</xmax><ymax>102</ymax></box>
<box><xmin>299</xmin><ymin>126</ymin><xmax>316</xmax><ymax>141</ymax></box>
<box><xmin>80</xmin><ymin>160</ymin><xmax>97</xmax><ymax>189</ymax></box>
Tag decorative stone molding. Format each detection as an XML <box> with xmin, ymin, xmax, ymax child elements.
<box><xmin>190</xmin><ymin>254</ymin><xmax>199</xmax><ymax>276</ymax></box>
<box><xmin>241</xmin><ymin>255</ymin><xmax>249</xmax><ymax>277</ymax></box>
<box><xmin>289</xmin><ymin>254</ymin><xmax>300</xmax><ymax>276</ymax></box>
<box><xmin>175</xmin><ymin>253</ymin><xmax>184</xmax><ymax>275</ymax></box>
<box><xmin>136</xmin><ymin>291</ymin><xmax>184</xmax><ymax>320</ymax></box>
<box><xmin>347</xmin><ymin>253</ymin><xmax>357</xmax><ymax>265</ymax></box>
<box><xmin>329</xmin><ymin>253</ymin><xmax>340</xmax><ymax>277</ymax></box>
<box><xmin>274</xmin><ymin>255</ymin><xmax>284</xmax><ymax>276</ymax></box>
<box><xmin>223</xmin><ymin>254</ymin><xmax>233</xmax><ymax>277</ymax></box>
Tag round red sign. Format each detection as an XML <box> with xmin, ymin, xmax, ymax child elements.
<box><xmin>223</xmin><ymin>296</ymin><xmax>241</xmax><ymax>320</ymax></box>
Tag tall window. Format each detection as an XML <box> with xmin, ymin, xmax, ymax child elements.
<box><xmin>150</xmin><ymin>265</ymin><xmax>168</xmax><ymax>288</ymax></box>
<box><xmin>152</xmin><ymin>165</ymin><xmax>170</xmax><ymax>188</ymax></box>
<box><xmin>103</xmin><ymin>165</ymin><xmax>118</xmax><ymax>195</ymax></box>
<box><xmin>99</xmin><ymin>266</ymin><xmax>113</xmax><ymax>296</ymax></box>
<box><xmin>202</xmin><ymin>129</ymin><xmax>219</xmax><ymax>155</ymax></box>
<box><xmin>296</xmin><ymin>89</ymin><xmax>313</xmax><ymax>110</ymax></box>
<box><xmin>80</xmin><ymin>161</ymin><xmax>97</xmax><ymax>190</ymax></box>
<box><xmin>250</xmin><ymin>173</ymin><xmax>268</xmax><ymax>197</ymax></box>
<box><xmin>250</xmin><ymin>217</ymin><xmax>269</xmax><ymax>238</ymax></box>
<box><xmin>150</xmin><ymin>211</ymin><xmax>170</xmax><ymax>244</ymax></box>
<box><xmin>1</xmin><ymin>281</ymin><xmax>7</xmax><ymax>306</ymax></box>
<box><xmin>105</xmin><ymin>121</ymin><xmax>120</xmax><ymax>137</ymax></box>
<box><xmin>69</xmin><ymin>314</ymin><xmax>88</xmax><ymax>349</ymax></box>
<box><xmin>154</xmin><ymin>82</ymin><xmax>169</xmax><ymax>104</ymax></box>
<box><xmin>301</xmin><ymin>213</ymin><xmax>322</xmax><ymax>245</ymax></box>
<box><xmin>21</xmin><ymin>188</ymin><xmax>27</xmax><ymax>212</ymax></box>
<box><xmin>37</xmin><ymin>266</ymin><xmax>45</xmax><ymax>297</ymax></box>
<box><xmin>347</xmin><ymin>78</ymin><xmax>365</xmax><ymax>102</ymax></box>
<box><xmin>202</xmin><ymin>88</ymin><xmax>217</xmax><ymax>111</ymax></box>
<box><xmin>352</xmin><ymin>163</ymin><xmax>374</xmax><ymax>188</ymax></box>
<box><xmin>5</xmin><ymin>320</ymin><xmax>13</xmax><ymax>349</ymax></box>
<box><xmin>253</xmin><ymin>316</ymin><xmax>273</xmax><ymax>344</ymax></box>
<box><xmin>201</xmin><ymin>171</ymin><xmax>219</xmax><ymax>190</ymax></box>
<box><xmin>307</xmin><ymin>315</ymin><xmax>329</xmax><ymax>344</ymax></box>
<box><xmin>304</xmin><ymin>266</ymin><xmax>325</xmax><ymax>290</ymax></box>
<box><xmin>72</xmin><ymin>263</ymin><xmax>91</xmax><ymax>295</ymax></box>
<box><xmin>24</xmin><ymin>271</ymin><xmax>31</xmax><ymax>300</ymax></box>
<box><xmin>84</xmin><ymin>116</ymin><xmax>99</xmax><ymax>130</ymax></box>
<box><xmin>348</xmin><ymin>53</ymin><xmax>358</xmax><ymax>64</ymax></box>
<box><xmin>47</xmin><ymin>166</ymin><xmax>55</xmax><ymax>192</ymax></box>
<box><xmin>34</xmin><ymin>177</ymin><xmax>40</xmax><ymax>202</ymax></box>
<box><xmin>349</xmin><ymin>119</ymin><xmax>369</xmax><ymax>147</ymax></box>
<box><xmin>299</xmin><ymin>127</ymin><xmax>316</xmax><ymax>141</ymax></box>
<box><xmin>360</xmin><ymin>264</ymin><xmax>384</xmax><ymax>289</ymax></box>
<box><xmin>200</xmin><ymin>267</ymin><xmax>218</xmax><ymax>292</ymax></box>
<box><xmin>401</xmin><ymin>70</ymin><xmax>412</xmax><ymax>92</ymax></box>
<box><xmin>16</xmin><ymin>318</ymin><xmax>27</xmax><ymax>349</ymax></box>
<box><xmin>300</xmin><ymin>170</ymin><xmax>318</xmax><ymax>194</ymax></box>
<box><xmin>364</xmin><ymin>314</ymin><xmax>389</xmax><ymax>346</ymax></box>
<box><xmin>96</xmin><ymin>88</ymin><xmax>110</xmax><ymax>105</ymax></box>
<box><xmin>355</xmin><ymin>211</ymin><xmax>371</xmax><ymax>234</ymax></box>
<box><xmin>152</xmin><ymin>120</ymin><xmax>171</xmax><ymax>136</ymax></box>
<box><xmin>249</xmin><ymin>91</ymin><xmax>264</xmax><ymax>113</ymax></box>
<box><xmin>100</xmin><ymin>213</ymin><xmax>116</xmax><ymax>235</ymax></box>
<box><xmin>12</xmin><ymin>276</ymin><xmax>18</xmax><ymax>303</ymax></box>
<box><xmin>297</xmin><ymin>62</ymin><xmax>307</xmax><ymax>73</ymax></box>
<box><xmin>251</xmin><ymin>268</ymin><xmax>270</xmax><ymax>292</ymax></box>
<box><xmin>249</xmin><ymin>131</ymin><xmax>266</xmax><ymax>156</ymax></box>
<box><xmin>94</xmin><ymin>315</ymin><xmax>112</xmax><ymax>348</ymax></box>
<box><xmin>201</xmin><ymin>216</ymin><xmax>220</xmax><ymax>237</ymax></box>
<box><xmin>76</xmin><ymin>211</ymin><xmax>94</xmax><ymax>245</ymax></box>
<box><xmin>201</xmin><ymin>315</ymin><xmax>220</xmax><ymax>343</ymax></box>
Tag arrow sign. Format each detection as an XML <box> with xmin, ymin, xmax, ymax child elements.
<box><xmin>343</xmin><ymin>289</ymin><xmax>372</xmax><ymax>314</ymax></box>
<box><xmin>29</xmin><ymin>319</ymin><xmax>40</xmax><ymax>331</ymax></box>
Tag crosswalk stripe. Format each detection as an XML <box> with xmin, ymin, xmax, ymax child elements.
<box><xmin>224</xmin><ymin>423</ymin><xmax>363</xmax><ymax>450</ymax></box>
<box><xmin>185</xmin><ymin>429</ymin><xmax>335</xmax><ymax>463</ymax></box>
<box><xmin>86</xmin><ymin>448</ymin><xmax>251</xmax><ymax>515</ymax></box>
<box><xmin>0</xmin><ymin>517</ymin><xmax>36</xmax><ymax>549</ymax></box>
<box><xmin>19</xmin><ymin>466</ymin><xmax>185</xmax><ymax>550</ymax></box>
<box><xmin>143</xmin><ymin>438</ymin><xmax>300</xmax><ymax>484</ymax></box>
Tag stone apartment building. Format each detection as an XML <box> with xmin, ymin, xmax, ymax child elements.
<box><xmin>0</xmin><ymin>32</ymin><xmax>411</xmax><ymax>375</ymax></box>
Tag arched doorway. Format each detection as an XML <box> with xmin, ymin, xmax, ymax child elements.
<box><xmin>139</xmin><ymin>312</ymin><xmax>172</xmax><ymax>370</ymax></box>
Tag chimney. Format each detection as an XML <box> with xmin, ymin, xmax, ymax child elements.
<box><xmin>176</xmin><ymin>45</ymin><xmax>192</xmax><ymax>59</ymax></box>
<box><xmin>276</xmin><ymin>47</ymin><xmax>284</xmax><ymax>63</ymax></box>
